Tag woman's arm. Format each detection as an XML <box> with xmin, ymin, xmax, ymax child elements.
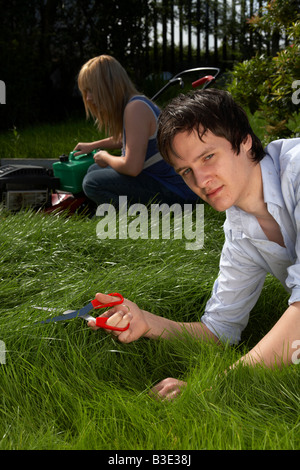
<box><xmin>92</xmin><ymin>99</ymin><xmax>157</xmax><ymax>176</ymax></box>
<box><xmin>74</xmin><ymin>136</ymin><xmax>123</xmax><ymax>156</ymax></box>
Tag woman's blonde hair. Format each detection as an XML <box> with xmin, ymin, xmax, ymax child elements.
<box><xmin>78</xmin><ymin>55</ymin><xmax>140</xmax><ymax>140</ymax></box>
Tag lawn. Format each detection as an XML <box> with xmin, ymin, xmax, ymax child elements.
<box><xmin>0</xmin><ymin>205</ymin><xmax>299</xmax><ymax>451</ymax></box>
<box><xmin>0</xmin><ymin>117</ymin><xmax>101</xmax><ymax>160</ymax></box>
<box><xmin>0</xmin><ymin>106</ymin><xmax>269</xmax><ymax>161</ymax></box>
<box><xmin>0</xmin><ymin>117</ymin><xmax>299</xmax><ymax>451</ymax></box>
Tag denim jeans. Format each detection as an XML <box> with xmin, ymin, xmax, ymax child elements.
<box><xmin>82</xmin><ymin>164</ymin><xmax>196</xmax><ymax>208</ymax></box>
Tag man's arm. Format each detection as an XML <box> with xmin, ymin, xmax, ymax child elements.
<box><xmin>88</xmin><ymin>293</ymin><xmax>219</xmax><ymax>344</ymax></box>
<box><xmin>144</xmin><ymin>312</ymin><xmax>220</xmax><ymax>343</ymax></box>
<box><xmin>233</xmin><ymin>301</ymin><xmax>300</xmax><ymax>368</ymax></box>
<box><xmin>149</xmin><ymin>303</ymin><xmax>300</xmax><ymax>400</ymax></box>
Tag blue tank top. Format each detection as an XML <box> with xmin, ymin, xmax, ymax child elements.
<box><xmin>122</xmin><ymin>95</ymin><xmax>197</xmax><ymax>201</ymax></box>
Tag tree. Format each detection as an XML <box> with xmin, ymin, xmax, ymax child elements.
<box><xmin>1</xmin><ymin>0</ymin><xmax>299</xmax><ymax>130</ymax></box>
<box><xmin>228</xmin><ymin>5</ymin><xmax>300</xmax><ymax>141</ymax></box>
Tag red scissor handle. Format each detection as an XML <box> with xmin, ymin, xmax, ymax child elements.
<box><xmin>90</xmin><ymin>293</ymin><xmax>129</xmax><ymax>332</ymax></box>
<box><xmin>91</xmin><ymin>293</ymin><xmax>124</xmax><ymax>309</ymax></box>
<box><xmin>94</xmin><ymin>316</ymin><xmax>130</xmax><ymax>332</ymax></box>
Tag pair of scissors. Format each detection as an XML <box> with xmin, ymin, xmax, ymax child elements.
<box><xmin>36</xmin><ymin>293</ymin><xmax>130</xmax><ymax>332</ymax></box>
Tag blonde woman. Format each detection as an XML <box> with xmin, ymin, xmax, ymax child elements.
<box><xmin>74</xmin><ymin>55</ymin><xmax>197</xmax><ymax>207</ymax></box>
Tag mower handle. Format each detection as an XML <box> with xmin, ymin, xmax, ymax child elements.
<box><xmin>192</xmin><ymin>75</ymin><xmax>215</xmax><ymax>89</ymax></box>
<box><xmin>151</xmin><ymin>67</ymin><xmax>220</xmax><ymax>101</ymax></box>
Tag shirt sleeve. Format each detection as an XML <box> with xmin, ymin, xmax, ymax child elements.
<box><xmin>201</xmin><ymin>228</ymin><xmax>267</xmax><ymax>345</ymax></box>
<box><xmin>282</xmin><ymin>154</ymin><xmax>300</xmax><ymax>305</ymax></box>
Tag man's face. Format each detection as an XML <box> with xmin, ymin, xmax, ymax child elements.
<box><xmin>170</xmin><ymin>129</ymin><xmax>254</xmax><ymax>212</ymax></box>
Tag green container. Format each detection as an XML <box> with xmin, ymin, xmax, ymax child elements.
<box><xmin>53</xmin><ymin>150</ymin><xmax>96</xmax><ymax>193</ymax></box>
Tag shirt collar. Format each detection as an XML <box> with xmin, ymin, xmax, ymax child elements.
<box><xmin>226</xmin><ymin>153</ymin><xmax>284</xmax><ymax>233</ymax></box>
<box><xmin>260</xmin><ymin>153</ymin><xmax>285</xmax><ymax>208</ymax></box>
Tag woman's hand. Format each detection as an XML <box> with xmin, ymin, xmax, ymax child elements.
<box><xmin>88</xmin><ymin>293</ymin><xmax>151</xmax><ymax>343</ymax></box>
<box><xmin>93</xmin><ymin>150</ymin><xmax>109</xmax><ymax>168</ymax></box>
<box><xmin>73</xmin><ymin>142</ymin><xmax>96</xmax><ymax>156</ymax></box>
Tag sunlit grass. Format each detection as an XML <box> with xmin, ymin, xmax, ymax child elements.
<box><xmin>0</xmin><ymin>110</ymin><xmax>270</xmax><ymax>161</ymax></box>
<box><xmin>0</xmin><ymin>113</ymin><xmax>298</xmax><ymax>450</ymax></box>
<box><xmin>0</xmin><ymin>206</ymin><xmax>299</xmax><ymax>450</ymax></box>
<box><xmin>0</xmin><ymin>117</ymin><xmax>101</xmax><ymax>160</ymax></box>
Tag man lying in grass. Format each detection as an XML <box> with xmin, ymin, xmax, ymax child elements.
<box><xmin>88</xmin><ymin>89</ymin><xmax>300</xmax><ymax>400</ymax></box>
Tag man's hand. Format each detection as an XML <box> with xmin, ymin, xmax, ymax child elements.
<box><xmin>150</xmin><ymin>378</ymin><xmax>187</xmax><ymax>400</ymax></box>
<box><xmin>87</xmin><ymin>292</ymin><xmax>151</xmax><ymax>343</ymax></box>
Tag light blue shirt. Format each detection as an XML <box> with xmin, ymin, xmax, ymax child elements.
<box><xmin>201</xmin><ymin>138</ymin><xmax>300</xmax><ymax>344</ymax></box>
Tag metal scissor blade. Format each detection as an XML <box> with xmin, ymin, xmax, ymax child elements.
<box><xmin>75</xmin><ymin>302</ymin><xmax>96</xmax><ymax>322</ymax></box>
<box><xmin>37</xmin><ymin>302</ymin><xmax>95</xmax><ymax>325</ymax></box>
<box><xmin>38</xmin><ymin>310</ymin><xmax>79</xmax><ymax>324</ymax></box>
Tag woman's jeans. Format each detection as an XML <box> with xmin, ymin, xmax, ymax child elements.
<box><xmin>82</xmin><ymin>164</ymin><xmax>194</xmax><ymax>208</ymax></box>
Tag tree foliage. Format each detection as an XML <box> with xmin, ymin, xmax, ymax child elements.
<box><xmin>0</xmin><ymin>0</ymin><xmax>299</xmax><ymax>130</ymax></box>
<box><xmin>228</xmin><ymin>2</ymin><xmax>300</xmax><ymax>142</ymax></box>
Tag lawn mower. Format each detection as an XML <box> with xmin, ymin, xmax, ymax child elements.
<box><xmin>0</xmin><ymin>66</ymin><xmax>220</xmax><ymax>213</ymax></box>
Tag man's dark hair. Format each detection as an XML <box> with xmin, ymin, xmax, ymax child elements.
<box><xmin>157</xmin><ymin>89</ymin><xmax>265</xmax><ymax>164</ymax></box>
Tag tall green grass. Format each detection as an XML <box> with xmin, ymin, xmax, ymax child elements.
<box><xmin>0</xmin><ymin>206</ymin><xmax>299</xmax><ymax>450</ymax></box>
<box><xmin>0</xmin><ymin>118</ymin><xmax>101</xmax><ymax>160</ymax></box>
<box><xmin>0</xmin><ymin>115</ymin><xmax>298</xmax><ymax>451</ymax></box>
<box><xmin>0</xmin><ymin>110</ymin><xmax>269</xmax><ymax>161</ymax></box>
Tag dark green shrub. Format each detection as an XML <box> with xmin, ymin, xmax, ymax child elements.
<box><xmin>228</xmin><ymin>18</ymin><xmax>300</xmax><ymax>142</ymax></box>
